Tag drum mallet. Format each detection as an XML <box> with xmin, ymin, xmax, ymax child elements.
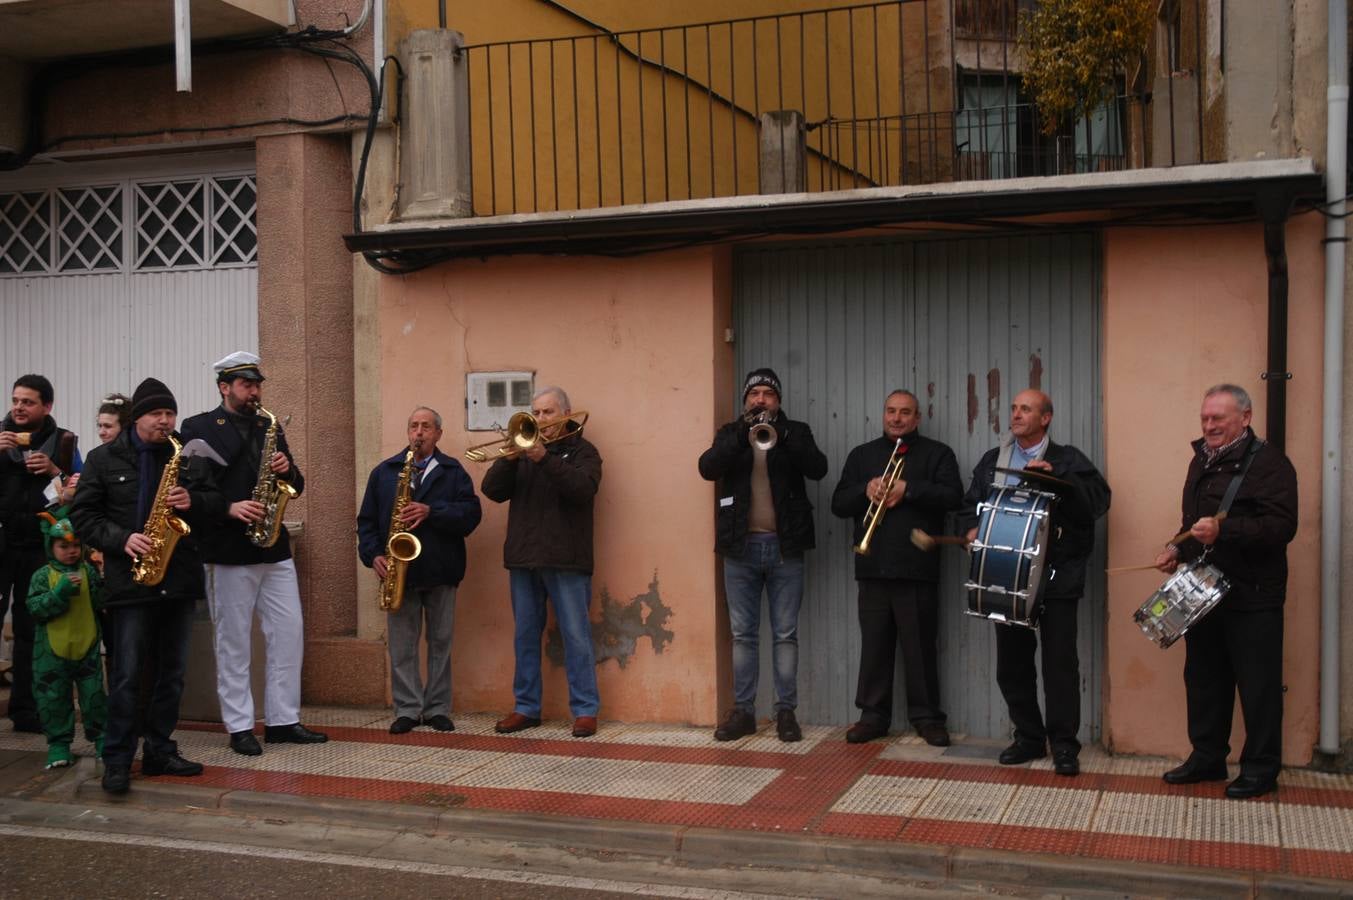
<box><xmin>1106</xmin><ymin>512</ymin><xmax>1228</xmax><ymax>574</ymax></box>
<box><xmin>910</xmin><ymin>529</ymin><xmax>970</xmax><ymax>552</ymax></box>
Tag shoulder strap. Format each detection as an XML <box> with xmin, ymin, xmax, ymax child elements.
<box><xmin>1217</xmin><ymin>437</ymin><xmax>1263</xmax><ymax>516</ymax></box>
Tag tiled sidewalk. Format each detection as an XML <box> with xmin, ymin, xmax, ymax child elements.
<box><xmin>3</xmin><ymin>707</ymin><xmax>1351</xmax><ymax>884</ymax></box>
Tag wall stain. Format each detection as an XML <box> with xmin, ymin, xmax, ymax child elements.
<box><xmin>547</xmin><ymin>573</ymin><xmax>675</xmax><ymax>669</ymax></box>
<box><xmin>987</xmin><ymin>368</ymin><xmax>1002</xmax><ymax>435</ymax></box>
<box><xmin>966</xmin><ymin>374</ymin><xmax>978</xmax><ymax>434</ymax></box>
<box><xmin>926</xmin><ymin>381</ymin><xmax>936</xmax><ymax>420</ymax></box>
<box><xmin>1029</xmin><ymin>352</ymin><xmax>1044</xmax><ymax>390</ymax></box>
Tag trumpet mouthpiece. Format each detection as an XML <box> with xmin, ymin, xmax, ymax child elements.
<box><xmin>910</xmin><ymin>528</ymin><xmax>937</xmax><ymax>552</ymax></box>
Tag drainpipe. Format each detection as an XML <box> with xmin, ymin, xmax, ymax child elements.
<box><xmin>1258</xmin><ymin>188</ymin><xmax>1292</xmax><ymax>451</ymax></box>
<box><xmin>1319</xmin><ymin>0</ymin><xmax>1348</xmax><ymax>761</ymax></box>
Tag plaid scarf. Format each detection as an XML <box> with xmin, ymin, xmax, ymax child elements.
<box><xmin>1202</xmin><ymin>428</ymin><xmax>1251</xmax><ymax>466</ymax></box>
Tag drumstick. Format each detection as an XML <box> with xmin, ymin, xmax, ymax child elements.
<box><xmin>910</xmin><ymin>529</ymin><xmax>970</xmax><ymax>552</ymax></box>
<box><xmin>1107</xmin><ymin>513</ymin><xmax>1231</xmax><ymax>574</ymax></box>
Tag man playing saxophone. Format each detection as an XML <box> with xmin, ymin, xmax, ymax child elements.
<box><xmin>72</xmin><ymin>378</ymin><xmax>221</xmax><ymax>795</ymax></box>
<box><xmin>181</xmin><ymin>352</ymin><xmax>328</xmax><ymax>756</ymax></box>
<box><xmin>358</xmin><ymin>407</ymin><xmax>481</xmax><ymax>734</ymax></box>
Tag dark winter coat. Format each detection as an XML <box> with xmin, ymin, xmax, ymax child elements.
<box><xmin>831</xmin><ymin>432</ymin><xmax>963</xmax><ymax>581</ymax></box>
<box><xmin>697</xmin><ymin>409</ymin><xmax>829</xmax><ymax>557</ymax></box>
<box><xmin>69</xmin><ymin>429</ymin><xmax>223</xmax><ymax>607</ymax></box>
<box><xmin>1</xmin><ymin>414</ymin><xmax>77</xmax><ymax>551</ymax></box>
<box><xmin>960</xmin><ymin>439</ymin><xmax>1110</xmax><ymax>600</ymax></box>
<box><xmin>480</xmin><ymin>424</ymin><xmax>601</xmax><ymax>573</ymax></box>
<box><xmin>357</xmin><ymin>447</ymin><xmax>483</xmax><ymax>588</ymax></box>
<box><xmin>1174</xmin><ymin>430</ymin><xmax>1297</xmax><ymax>611</ymax></box>
<box><xmin>180</xmin><ymin>405</ymin><xmax>305</xmax><ymax>565</ymax></box>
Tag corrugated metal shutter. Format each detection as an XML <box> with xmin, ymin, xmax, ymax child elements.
<box><xmin>732</xmin><ymin>232</ymin><xmax>1105</xmax><ymax>742</ymax></box>
<box><xmin>0</xmin><ymin>163</ymin><xmax>258</xmax><ymax>452</ymax></box>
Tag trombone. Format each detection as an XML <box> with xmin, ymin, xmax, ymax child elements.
<box><xmin>854</xmin><ymin>438</ymin><xmax>906</xmax><ymax>556</ymax></box>
<box><xmin>464</xmin><ymin>410</ymin><xmax>590</xmax><ymax>462</ymax></box>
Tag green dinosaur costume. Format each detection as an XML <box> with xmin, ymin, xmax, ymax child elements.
<box><xmin>26</xmin><ymin>507</ymin><xmax>106</xmax><ymax>769</ymax></box>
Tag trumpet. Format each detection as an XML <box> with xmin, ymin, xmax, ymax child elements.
<box><xmin>854</xmin><ymin>438</ymin><xmax>906</xmax><ymax>556</ymax></box>
<box><xmin>747</xmin><ymin>411</ymin><xmax>777</xmax><ymax>451</ymax></box>
<box><xmin>464</xmin><ymin>410</ymin><xmax>590</xmax><ymax>462</ymax></box>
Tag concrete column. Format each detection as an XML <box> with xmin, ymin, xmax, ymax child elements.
<box><xmin>256</xmin><ymin>131</ymin><xmax>386</xmax><ymax>706</ymax></box>
<box><xmin>758</xmin><ymin>111</ymin><xmax>807</xmax><ymax>195</ymax></box>
<box><xmin>398</xmin><ymin>29</ymin><xmax>472</xmax><ymax>220</ymax></box>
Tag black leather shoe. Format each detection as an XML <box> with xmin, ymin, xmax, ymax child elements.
<box><xmin>1163</xmin><ymin>757</ymin><xmax>1229</xmax><ymax>785</ymax></box>
<box><xmin>917</xmin><ymin>722</ymin><xmax>951</xmax><ymax>747</ymax></box>
<box><xmin>389</xmin><ymin>716</ymin><xmax>418</xmax><ymax>735</ymax></box>
<box><xmin>1225</xmin><ymin>774</ymin><xmax>1276</xmax><ymax>800</ymax></box>
<box><xmin>229</xmin><ymin>730</ymin><xmax>262</xmax><ymax>756</ymax></box>
<box><xmin>424</xmin><ymin>715</ymin><xmax>455</xmax><ymax>732</ymax></box>
<box><xmin>101</xmin><ymin>764</ymin><xmax>131</xmax><ymax>795</ymax></box>
<box><xmin>265</xmin><ymin>723</ymin><xmax>329</xmax><ymax>744</ymax></box>
<box><xmin>999</xmin><ymin>741</ymin><xmax>1046</xmax><ymax>765</ymax></box>
<box><xmin>713</xmin><ymin>708</ymin><xmax>756</xmax><ymax>741</ymax></box>
<box><xmin>1053</xmin><ymin>749</ymin><xmax>1080</xmax><ymax>777</ymax></box>
<box><xmin>775</xmin><ymin>709</ymin><xmax>802</xmax><ymax>743</ymax></box>
<box><xmin>141</xmin><ymin>753</ymin><xmax>204</xmax><ymax>777</ymax></box>
<box><xmin>846</xmin><ymin>721</ymin><xmax>889</xmax><ymax>744</ymax></box>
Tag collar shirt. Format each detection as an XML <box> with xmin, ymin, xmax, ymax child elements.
<box><xmin>1005</xmin><ymin>435</ymin><xmax>1049</xmax><ymax>485</ymax></box>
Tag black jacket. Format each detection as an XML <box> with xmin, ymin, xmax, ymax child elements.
<box><xmin>69</xmin><ymin>429</ymin><xmax>224</xmax><ymax>607</ymax></box>
<box><xmin>1</xmin><ymin>414</ymin><xmax>77</xmax><ymax>552</ymax></box>
<box><xmin>1175</xmin><ymin>430</ymin><xmax>1297</xmax><ymax>611</ymax></box>
<box><xmin>697</xmin><ymin>409</ymin><xmax>829</xmax><ymax>557</ymax></box>
<box><xmin>180</xmin><ymin>405</ymin><xmax>304</xmax><ymax>565</ymax></box>
<box><xmin>831</xmin><ymin>432</ymin><xmax>963</xmax><ymax>581</ymax></box>
<box><xmin>480</xmin><ymin>424</ymin><xmax>601</xmax><ymax>573</ymax></box>
<box><xmin>357</xmin><ymin>447</ymin><xmax>482</xmax><ymax>588</ymax></box>
<box><xmin>960</xmin><ymin>439</ymin><xmax>1110</xmax><ymax>600</ymax></box>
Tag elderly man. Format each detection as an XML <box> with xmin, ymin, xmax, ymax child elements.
<box><xmin>482</xmin><ymin>387</ymin><xmax>601</xmax><ymax>738</ymax></box>
<box><xmin>71</xmin><ymin>378</ymin><xmax>220</xmax><ymax>794</ymax></box>
<box><xmin>181</xmin><ymin>352</ymin><xmax>327</xmax><ymax>755</ymax></box>
<box><xmin>698</xmin><ymin>368</ymin><xmax>828</xmax><ymax>743</ymax></box>
<box><xmin>831</xmin><ymin>389</ymin><xmax>962</xmax><ymax>746</ymax></box>
<box><xmin>1</xmin><ymin>374</ymin><xmax>79</xmax><ymax>732</ymax></box>
<box><xmin>961</xmin><ymin>389</ymin><xmax>1109</xmax><ymax>777</ymax></box>
<box><xmin>359</xmin><ymin>407</ymin><xmax>482</xmax><ymax>734</ymax></box>
<box><xmin>1153</xmin><ymin>384</ymin><xmax>1297</xmax><ymax>800</ymax></box>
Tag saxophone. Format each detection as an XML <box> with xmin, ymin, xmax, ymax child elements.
<box><xmin>131</xmin><ymin>434</ymin><xmax>192</xmax><ymax>586</ymax></box>
<box><xmin>377</xmin><ymin>447</ymin><xmax>423</xmax><ymax>612</ymax></box>
<box><xmin>247</xmin><ymin>406</ymin><xmax>298</xmax><ymax>548</ymax></box>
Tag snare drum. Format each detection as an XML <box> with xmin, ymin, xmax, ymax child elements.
<box><xmin>965</xmin><ymin>484</ymin><xmax>1056</xmax><ymax>628</ymax></box>
<box><xmin>1134</xmin><ymin>560</ymin><xmax>1230</xmax><ymax>648</ymax></box>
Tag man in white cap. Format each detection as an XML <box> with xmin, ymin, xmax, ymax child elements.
<box><xmin>180</xmin><ymin>352</ymin><xmax>327</xmax><ymax>755</ymax></box>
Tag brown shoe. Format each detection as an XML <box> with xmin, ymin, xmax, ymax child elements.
<box><xmin>846</xmin><ymin>720</ymin><xmax>888</xmax><ymax>744</ymax></box>
<box><xmin>494</xmin><ymin>712</ymin><xmax>542</xmax><ymax>734</ymax></box>
<box><xmin>917</xmin><ymin>722</ymin><xmax>951</xmax><ymax>747</ymax></box>
<box><xmin>572</xmin><ymin>716</ymin><xmax>597</xmax><ymax>738</ymax></box>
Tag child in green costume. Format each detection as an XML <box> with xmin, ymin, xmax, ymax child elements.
<box><xmin>26</xmin><ymin>508</ymin><xmax>106</xmax><ymax>769</ymax></box>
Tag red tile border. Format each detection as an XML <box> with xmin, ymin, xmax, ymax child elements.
<box><xmin>1285</xmin><ymin>848</ymin><xmax>1353</xmax><ymax>881</ymax></box>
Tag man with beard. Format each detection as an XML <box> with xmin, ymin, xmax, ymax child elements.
<box><xmin>180</xmin><ymin>352</ymin><xmax>328</xmax><ymax>756</ymax></box>
<box><xmin>1</xmin><ymin>374</ymin><xmax>78</xmax><ymax>732</ymax></box>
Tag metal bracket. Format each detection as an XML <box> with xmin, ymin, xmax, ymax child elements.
<box><xmin>1260</xmin><ymin>371</ymin><xmax>1293</xmax><ymax>380</ymax></box>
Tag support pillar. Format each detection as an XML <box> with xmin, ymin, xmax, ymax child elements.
<box><xmin>758</xmin><ymin>110</ymin><xmax>807</xmax><ymax>195</ymax></box>
<box><xmin>398</xmin><ymin>29</ymin><xmax>472</xmax><ymax>220</ymax></box>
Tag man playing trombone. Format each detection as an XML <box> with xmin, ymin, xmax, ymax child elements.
<box><xmin>698</xmin><ymin>368</ymin><xmax>827</xmax><ymax>743</ymax></box>
<box><xmin>481</xmin><ymin>387</ymin><xmax>602</xmax><ymax>738</ymax></box>
<box><xmin>831</xmin><ymin>390</ymin><xmax>962</xmax><ymax>745</ymax></box>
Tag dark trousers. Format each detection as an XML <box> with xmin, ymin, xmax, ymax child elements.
<box><xmin>0</xmin><ymin>546</ymin><xmax>41</xmax><ymax>725</ymax></box>
<box><xmin>995</xmin><ymin>595</ymin><xmax>1080</xmax><ymax>754</ymax></box>
<box><xmin>103</xmin><ymin>599</ymin><xmax>194</xmax><ymax>767</ymax></box>
<box><xmin>1182</xmin><ymin>605</ymin><xmax>1283</xmax><ymax>780</ymax></box>
<box><xmin>855</xmin><ymin>579</ymin><xmax>945</xmax><ymax>727</ymax></box>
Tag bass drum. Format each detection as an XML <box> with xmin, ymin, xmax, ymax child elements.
<box><xmin>965</xmin><ymin>484</ymin><xmax>1057</xmax><ymax>629</ymax></box>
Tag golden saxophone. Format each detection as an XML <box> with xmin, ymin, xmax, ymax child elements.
<box><xmin>131</xmin><ymin>434</ymin><xmax>191</xmax><ymax>586</ymax></box>
<box><xmin>377</xmin><ymin>447</ymin><xmax>423</xmax><ymax>612</ymax></box>
<box><xmin>247</xmin><ymin>406</ymin><xmax>298</xmax><ymax>548</ymax></box>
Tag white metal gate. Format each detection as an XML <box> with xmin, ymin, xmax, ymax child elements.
<box><xmin>0</xmin><ymin>153</ymin><xmax>259</xmax><ymax>453</ymax></box>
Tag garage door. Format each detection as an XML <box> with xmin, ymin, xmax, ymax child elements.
<box><xmin>733</xmin><ymin>232</ymin><xmax>1106</xmax><ymax>742</ymax></box>
<box><xmin>0</xmin><ymin>154</ymin><xmax>258</xmax><ymax>454</ymax></box>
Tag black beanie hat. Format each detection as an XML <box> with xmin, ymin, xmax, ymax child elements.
<box><xmin>742</xmin><ymin>367</ymin><xmax>782</xmax><ymax>400</ymax></box>
<box><xmin>131</xmin><ymin>377</ymin><xmax>177</xmax><ymax>421</ymax></box>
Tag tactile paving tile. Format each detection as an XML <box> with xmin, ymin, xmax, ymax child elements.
<box><xmin>999</xmin><ymin>785</ymin><xmax>1099</xmax><ymax>831</ymax></box>
<box><xmin>914</xmin><ymin>778</ymin><xmax>1015</xmax><ymax>824</ymax></box>
<box><xmin>1183</xmin><ymin>796</ymin><xmax>1281</xmax><ymax>847</ymax></box>
<box><xmin>1280</xmin><ymin>768</ymin><xmax>1353</xmax><ymax>792</ymax></box>
<box><xmin>1089</xmin><ymin>788</ymin><xmax>1190</xmax><ymax>840</ymax></box>
<box><xmin>830</xmin><ymin>774</ymin><xmax>938</xmax><ymax>817</ymax></box>
<box><xmin>1278</xmin><ymin>802</ymin><xmax>1353</xmax><ymax>853</ymax></box>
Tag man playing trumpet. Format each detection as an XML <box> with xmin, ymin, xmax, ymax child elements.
<box><xmin>831</xmin><ymin>390</ymin><xmax>962</xmax><ymax>745</ymax></box>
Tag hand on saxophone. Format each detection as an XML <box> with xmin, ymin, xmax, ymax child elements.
<box><xmin>230</xmin><ymin>500</ymin><xmax>265</xmax><ymax>523</ymax></box>
<box><xmin>399</xmin><ymin>501</ymin><xmax>430</xmax><ymax>529</ymax></box>
<box><xmin>268</xmin><ymin>451</ymin><xmax>290</xmax><ymax>475</ymax></box>
<box><xmin>167</xmin><ymin>485</ymin><xmax>191</xmax><ymax>511</ymax></box>
<box><xmin>373</xmin><ymin>554</ymin><xmax>389</xmax><ymax>580</ymax></box>
<box><xmin>124</xmin><ymin>533</ymin><xmax>153</xmax><ymax>558</ymax></box>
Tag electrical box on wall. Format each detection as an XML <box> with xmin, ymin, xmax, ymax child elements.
<box><xmin>466</xmin><ymin>371</ymin><xmax>534</xmax><ymax>431</ymax></box>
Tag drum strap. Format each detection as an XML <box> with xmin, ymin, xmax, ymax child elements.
<box><xmin>1216</xmin><ymin>438</ymin><xmax>1263</xmax><ymax>517</ymax></box>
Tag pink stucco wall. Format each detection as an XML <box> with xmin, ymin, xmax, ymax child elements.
<box><xmin>378</xmin><ymin>248</ymin><xmax>726</xmax><ymax>724</ymax></box>
<box><xmin>1102</xmin><ymin>213</ymin><xmax>1325</xmax><ymax>765</ymax></box>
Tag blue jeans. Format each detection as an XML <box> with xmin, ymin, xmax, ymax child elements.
<box><xmin>723</xmin><ymin>536</ymin><xmax>803</xmax><ymax>713</ymax></box>
<box><xmin>508</xmin><ymin>568</ymin><xmax>600</xmax><ymax>717</ymax></box>
<box><xmin>104</xmin><ymin>598</ymin><xmax>194</xmax><ymax>767</ymax></box>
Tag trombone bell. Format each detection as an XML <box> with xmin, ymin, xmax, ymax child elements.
<box><xmin>464</xmin><ymin>410</ymin><xmax>590</xmax><ymax>462</ymax></box>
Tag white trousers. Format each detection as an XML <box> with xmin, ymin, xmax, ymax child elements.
<box><xmin>205</xmin><ymin>560</ymin><xmax>304</xmax><ymax>734</ymax></box>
